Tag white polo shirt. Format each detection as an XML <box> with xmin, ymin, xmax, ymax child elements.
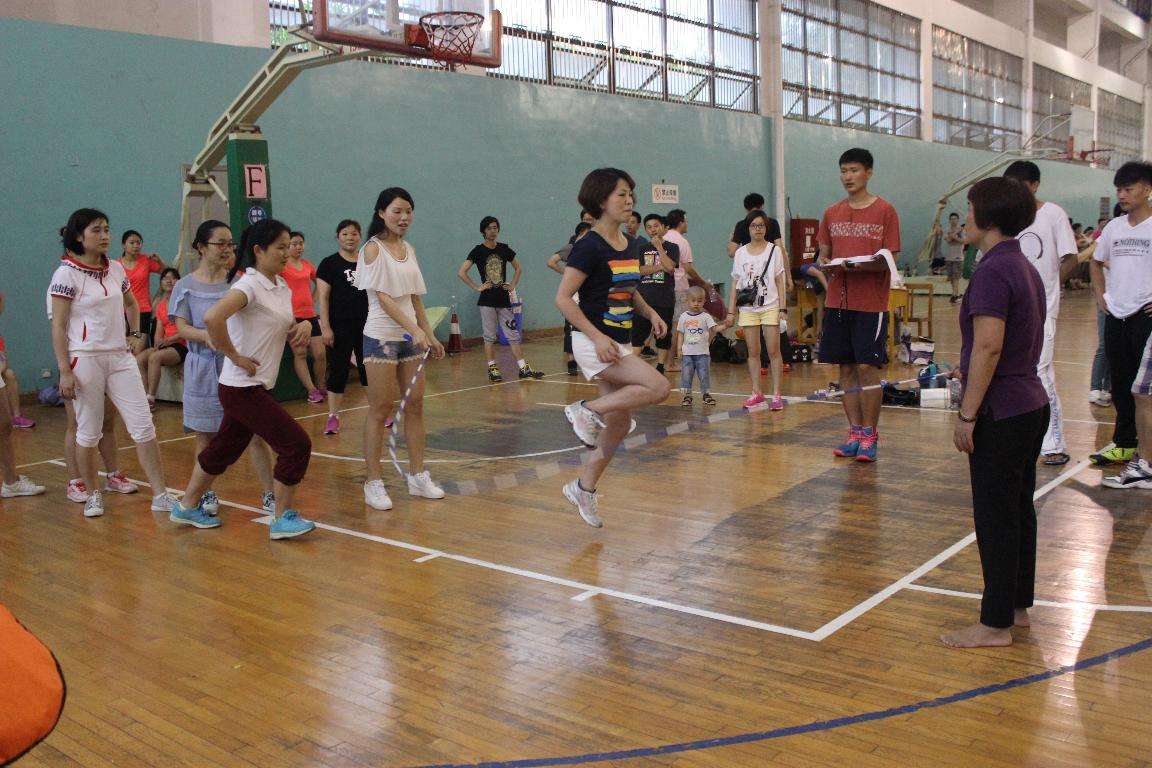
<box><xmin>219</xmin><ymin>268</ymin><xmax>296</xmax><ymax>390</ymax></box>
<box><xmin>1094</xmin><ymin>213</ymin><xmax>1152</xmax><ymax>319</ymax></box>
<box><xmin>47</xmin><ymin>256</ymin><xmax>132</xmax><ymax>355</ymax></box>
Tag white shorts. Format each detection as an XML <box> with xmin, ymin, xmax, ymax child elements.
<box><xmin>71</xmin><ymin>352</ymin><xmax>156</xmax><ymax>447</ymax></box>
<box><xmin>571</xmin><ymin>330</ymin><xmax>633</xmax><ymax>381</ymax></box>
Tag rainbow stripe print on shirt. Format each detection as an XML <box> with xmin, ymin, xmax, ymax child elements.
<box><xmin>604</xmin><ymin>257</ymin><xmax>640</xmax><ymax>330</ymax></box>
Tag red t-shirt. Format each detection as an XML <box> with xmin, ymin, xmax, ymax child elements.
<box><xmin>154</xmin><ymin>297</ymin><xmax>185</xmax><ymax>347</ymax></box>
<box><xmin>118</xmin><ymin>256</ymin><xmax>164</xmax><ymax>312</ymax></box>
<box><xmin>817</xmin><ymin>196</ymin><xmax>901</xmax><ymax>312</ymax></box>
<box><xmin>282</xmin><ymin>259</ymin><xmax>317</xmax><ymax>319</ymax></box>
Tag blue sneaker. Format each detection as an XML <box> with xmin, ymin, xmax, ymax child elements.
<box><xmin>170</xmin><ymin>501</ymin><xmax>221</xmax><ymax>529</ymax></box>
<box><xmin>202</xmin><ymin>490</ymin><xmax>220</xmax><ymax>516</ymax></box>
<box><xmin>833</xmin><ymin>427</ymin><xmax>861</xmax><ymax>458</ymax></box>
<box><xmin>856</xmin><ymin>428</ymin><xmax>878</xmax><ymax>463</ymax></box>
<box><xmin>269</xmin><ymin>510</ymin><xmax>315</xmax><ymax>540</ymax></box>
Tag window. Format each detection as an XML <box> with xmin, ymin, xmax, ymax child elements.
<box><xmin>932</xmin><ymin>26</ymin><xmax>1022</xmax><ymax>151</ymax></box>
<box><xmin>1098</xmin><ymin>89</ymin><xmax>1144</xmax><ymax>170</ymax></box>
<box><xmin>781</xmin><ymin>0</ymin><xmax>921</xmax><ymax>138</ymax></box>
<box><xmin>492</xmin><ymin>0</ymin><xmax>759</xmax><ymax>113</ymax></box>
<box><xmin>1031</xmin><ymin>65</ymin><xmax>1091</xmax><ymax>153</ymax></box>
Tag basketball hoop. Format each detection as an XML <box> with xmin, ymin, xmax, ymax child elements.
<box><xmin>405</xmin><ymin>11</ymin><xmax>484</xmax><ymax>69</ymax></box>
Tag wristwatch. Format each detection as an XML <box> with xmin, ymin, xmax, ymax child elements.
<box><xmin>957</xmin><ymin>411</ymin><xmax>977</xmax><ymax>423</ymax></box>
<box><xmin>128</xmin><ymin>331</ymin><xmax>143</xmax><ymax>339</ymax></box>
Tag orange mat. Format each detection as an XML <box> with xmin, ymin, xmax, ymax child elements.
<box><xmin>0</xmin><ymin>606</ymin><xmax>65</xmax><ymax>766</ymax></box>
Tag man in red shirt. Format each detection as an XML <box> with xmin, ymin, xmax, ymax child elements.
<box><xmin>816</xmin><ymin>148</ymin><xmax>901</xmax><ymax>462</ymax></box>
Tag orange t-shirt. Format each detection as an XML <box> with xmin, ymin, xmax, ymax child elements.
<box><xmin>119</xmin><ymin>256</ymin><xmax>164</xmax><ymax>312</ymax></box>
<box><xmin>282</xmin><ymin>260</ymin><xmax>317</xmax><ymax>319</ymax></box>
<box><xmin>154</xmin><ymin>297</ymin><xmax>185</xmax><ymax>347</ymax></box>
<box><xmin>817</xmin><ymin>196</ymin><xmax>901</xmax><ymax>313</ymax></box>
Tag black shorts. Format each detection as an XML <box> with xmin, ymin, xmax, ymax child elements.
<box><xmin>173</xmin><ymin>343</ymin><xmax>188</xmax><ymax>365</ymax></box>
<box><xmin>302</xmin><ymin>317</ymin><xmax>322</xmax><ymax>337</ymax></box>
<box><xmin>631</xmin><ymin>304</ymin><xmax>675</xmax><ymax>350</ymax></box>
<box><xmin>818</xmin><ymin>308</ymin><xmax>888</xmax><ymax>368</ymax></box>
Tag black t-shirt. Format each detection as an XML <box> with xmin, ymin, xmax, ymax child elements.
<box><xmin>466</xmin><ymin>242</ymin><xmax>517</xmax><ymax>308</ymax></box>
<box><xmin>637</xmin><ymin>239</ymin><xmax>679</xmax><ymax>308</ymax></box>
<box><xmin>731</xmin><ymin>210</ymin><xmax>782</xmax><ymax>247</ymax></box>
<box><xmin>567</xmin><ymin>232</ymin><xmax>641</xmax><ymax>344</ymax></box>
<box><xmin>316</xmin><ymin>252</ymin><xmax>368</xmax><ymax>322</ymax></box>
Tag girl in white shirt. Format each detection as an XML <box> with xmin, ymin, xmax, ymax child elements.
<box><xmin>171</xmin><ymin>219</ymin><xmax>317</xmax><ymax>540</ymax></box>
<box><xmin>727</xmin><ymin>212</ymin><xmax>788</xmax><ymax>411</ymax></box>
<box><xmin>49</xmin><ymin>209</ymin><xmax>177</xmax><ymax>518</ymax></box>
<box><xmin>357</xmin><ymin>188</ymin><xmax>446</xmax><ymax>512</ymax></box>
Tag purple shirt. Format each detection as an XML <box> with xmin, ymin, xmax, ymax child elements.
<box><xmin>959</xmin><ymin>238</ymin><xmax>1048</xmax><ymax>421</ymax></box>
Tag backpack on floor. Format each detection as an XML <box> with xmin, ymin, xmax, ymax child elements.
<box><xmin>709</xmin><ymin>334</ymin><xmax>731</xmax><ymax>363</ymax></box>
<box><xmin>729</xmin><ymin>338</ymin><xmax>749</xmax><ymax>364</ymax></box>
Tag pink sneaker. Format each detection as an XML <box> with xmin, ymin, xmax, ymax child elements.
<box><xmin>66</xmin><ymin>479</ymin><xmax>89</xmax><ymax>503</ymax></box>
<box><xmin>324</xmin><ymin>414</ymin><xmax>340</xmax><ymax>435</ymax></box>
<box><xmin>105</xmin><ymin>471</ymin><xmax>138</xmax><ymax>494</ymax></box>
<box><xmin>770</xmin><ymin>395</ymin><xmax>785</xmax><ymax>411</ymax></box>
<box><xmin>307</xmin><ymin>388</ymin><xmax>324</xmax><ymax>404</ymax></box>
<box><xmin>743</xmin><ymin>393</ymin><xmax>767</xmax><ymax>409</ymax></box>
<box><xmin>11</xmin><ymin>415</ymin><xmax>35</xmax><ymax>429</ymax></box>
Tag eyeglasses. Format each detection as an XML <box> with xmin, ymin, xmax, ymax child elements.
<box><xmin>207</xmin><ymin>241</ymin><xmax>236</xmax><ymax>249</ymax></box>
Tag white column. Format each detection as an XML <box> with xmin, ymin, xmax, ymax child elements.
<box><xmin>1021</xmin><ymin>0</ymin><xmax>1034</xmax><ymax>139</ymax></box>
<box><xmin>760</xmin><ymin>0</ymin><xmax>787</xmax><ymax>221</ymax></box>
<box><xmin>920</xmin><ymin>11</ymin><xmax>933</xmax><ymax>141</ymax></box>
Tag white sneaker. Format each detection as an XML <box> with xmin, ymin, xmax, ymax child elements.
<box><xmin>202</xmin><ymin>490</ymin><xmax>220</xmax><ymax>516</ymax></box>
<box><xmin>150</xmin><ymin>492</ymin><xmax>178</xmax><ymax>512</ymax></box>
<box><xmin>66</xmin><ymin>478</ymin><xmax>90</xmax><ymax>503</ymax></box>
<box><xmin>1089</xmin><ymin>389</ymin><xmax>1101</xmax><ymax>405</ymax></box>
<box><xmin>1</xmin><ymin>476</ymin><xmax>46</xmax><ymax>498</ymax></box>
<box><xmin>104</xmin><ymin>471</ymin><xmax>138</xmax><ymax>494</ymax></box>
<box><xmin>1099</xmin><ymin>391</ymin><xmax>1113</xmax><ymax>406</ymax></box>
<box><xmin>84</xmin><ymin>490</ymin><xmax>105</xmax><ymax>518</ymax></box>
<box><xmin>1102</xmin><ymin>458</ymin><xmax>1152</xmax><ymax>490</ymax></box>
<box><xmin>563</xmin><ymin>479</ymin><xmax>603</xmax><ymax>528</ymax></box>
<box><xmin>407</xmin><ymin>471</ymin><xmax>445</xmax><ymax>499</ymax></box>
<box><xmin>564</xmin><ymin>400</ymin><xmax>605</xmax><ymax>448</ymax></box>
<box><xmin>261</xmin><ymin>490</ymin><xmax>275</xmax><ymax>515</ymax></box>
<box><xmin>364</xmin><ymin>479</ymin><xmax>393</xmax><ymax>510</ymax></box>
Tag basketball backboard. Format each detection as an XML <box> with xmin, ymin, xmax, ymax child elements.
<box><xmin>313</xmin><ymin>0</ymin><xmax>501</xmax><ymax>67</ymax></box>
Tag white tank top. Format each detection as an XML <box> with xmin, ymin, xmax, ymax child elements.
<box><xmin>355</xmin><ymin>236</ymin><xmax>427</xmax><ymax>342</ymax></box>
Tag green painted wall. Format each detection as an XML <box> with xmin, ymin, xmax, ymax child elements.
<box><xmin>0</xmin><ymin>16</ymin><xmax>1118</xmax><ymax>391</ymax></box>
<box><xmin>0</xmin><ymin>17</ymin><xmax>769</xmax><ymax>388</ymax></box>
<box><xmin>781</xmin><ymin>121</ymin><xmax>1116</xmax><ymax>267</ymax></box>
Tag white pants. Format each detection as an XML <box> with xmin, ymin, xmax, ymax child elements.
<box><xmin>72</xmin><ymin>352</ymin><xmax>157</xmax><ymax>448</ymax></box>
<box><xmin>1037</xmin><ymin>315</ymin><xmax>1066</xmax><ymax>455</ymax></box>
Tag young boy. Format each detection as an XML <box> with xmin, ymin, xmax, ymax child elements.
<box><xmin>816</xmin><ymin>147</ymin><xmax>901</xmax><ymax>463</ymax></box>
<box><xmin>457</xmin><ymin>216</ymin><xmax>544</xmax><ymax>382</ymax></box>
<box><xmin>672</xmin><ymin>286</ymin><xmax>723</xmax><ymax>407</ymax></box>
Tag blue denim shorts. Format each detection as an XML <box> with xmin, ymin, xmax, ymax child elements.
<box><xmin>363</xmin><ymin>335</ymin><xmax>423</xmax><ymax>364</ymax></box>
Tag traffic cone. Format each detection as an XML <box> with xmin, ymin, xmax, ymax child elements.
<box><xmin>446</xmin><ymin>308</ymin><xmax>464</xmax><ymax>355</ymax></box>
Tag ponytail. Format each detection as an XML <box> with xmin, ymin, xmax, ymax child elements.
<box><xmin>230</xmin><ymin>218</ymin><xmax>290</xmax><ymax>282</ymax></box>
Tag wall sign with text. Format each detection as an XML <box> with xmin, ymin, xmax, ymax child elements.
<box><xmin>651</xmin><ymin>184</ymin><xmax>679</xmax><ymax>204</ymax></box>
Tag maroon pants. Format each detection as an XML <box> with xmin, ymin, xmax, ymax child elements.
<box><xmin>198</xmin><ymin>385</ymin><xmax>311</xmax><ymax>485</ymax></box>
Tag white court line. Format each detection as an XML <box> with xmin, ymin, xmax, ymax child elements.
<box><xmin>413</xmin><ymin>552</ymin><xmax>443</xmax><ymax>563</ymax></box>
<box><xmin>572</xmin><ymin>589</ymin><xmax>601</xmax><ymax>602</ymax></box>
<box><xmin>808</xmin><ymin>457</ymin><xmax>1093</xmax><ymax>641</ymax></box>
<box><xmin>298</xmin><ymin>519</ymin><xmax>821</xmax><ymax>640</ymax></box>
<box><xmin>905</xmin><ymin>584</ymin><xmax>1152</xmax><ymax>613</ymax></box>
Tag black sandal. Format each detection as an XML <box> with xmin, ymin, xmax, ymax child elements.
<box><xmin>702</xmin><ymin>393</ymin><xmax>716</xmax><ymax>405</ymax></box>
<box><xmin>681</xmin><ymin>394</ymin><xmax>693</xmax><ymax>407</ymax></box>
<box><xmin>1041</xmin><ymin>452</ymin><xmax>1070</xmax><ymax>466</ymax></box>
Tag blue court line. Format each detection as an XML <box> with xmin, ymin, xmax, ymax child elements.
<box><xmin>411</xmin><ymin>635</ymin><xmax>1152</xmax><ymax>768</ymax></box>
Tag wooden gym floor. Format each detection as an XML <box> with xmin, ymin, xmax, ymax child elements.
<box><xmin>3</xmin><ymin>290</ymin><xmax>1150</xmax><ymax>768</ymax></box>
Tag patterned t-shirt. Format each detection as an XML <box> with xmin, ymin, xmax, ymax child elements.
<box><xmin>47</xmin><ymin>256</ymin><xmax>132</xmax><ymax>355</ymax></box>
<box><xmin>566</xmin><ymin>231</ymin><xmax>641</xmax><ymax>343</ymax></box>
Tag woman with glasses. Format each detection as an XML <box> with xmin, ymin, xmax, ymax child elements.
<box><xmin>170</xmin><ymin>221</ymin><xmax>275</xmax><ymax>517</ymax></box>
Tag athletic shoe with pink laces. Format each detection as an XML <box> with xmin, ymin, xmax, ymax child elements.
<box><xmin>307</xmin><ymin>388</ymin><xmax>324</xmax><ymax>404</ymax></box>
<box><xmin>324</xmin><ymin>414</ymin><xmax>340</xmax><ymax>435</ymax></box>
<box><xmin>769</xmin><ymin>395</ymin><xmax>785</xmax><ymax>411</ymax></box>
<box><xmin>743</xmin><ymin>393</ymin><xmax>767</xmax><ymax>409</ymax></box>
<box><xmin>104</xmin><ymin>471</ymin><xmax>138</xmax><ymax>494</ymax></box>
<box><xmin>66</xmin><ymin>479</ymin><xmax>90</xmax><ymax>503</ymax></box>
<box><xmin>11</xmin><ymin>415</ymin><xmax>35</xmax><ymax>429</ymax></box>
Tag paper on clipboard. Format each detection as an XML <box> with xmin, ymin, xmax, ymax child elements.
<box><xmin>820</xmin><ymin>248</ymin><xmax>904</xmax><ymax>289</ymax></box>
